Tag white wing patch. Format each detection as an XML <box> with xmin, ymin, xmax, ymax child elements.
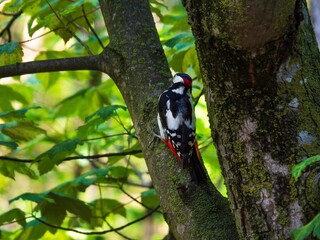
<box><xmin>157</xmin><ymin>113</ymin><xmax>166</xmax><ymax>138</ymax></box>
<box><xmin>164</xmin><ymin>95</ymin><xmax>195</xmax><ymax>131</ymax></box>
<box><xmin>166</xmin><ymin>108</ymin><xmax>182</xmax><ymax>130</ymax></box>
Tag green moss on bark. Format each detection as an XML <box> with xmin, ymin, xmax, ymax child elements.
<box><xmin>185</xmin><ymin>0</ymin><xmax>320</xmax><ymax>238</ymax></box>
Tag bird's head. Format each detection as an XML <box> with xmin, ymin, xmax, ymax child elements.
<box><xmin>172</xmin><ymin>73</ymin><xmax>192</xmax><ymax>89</ymax></box>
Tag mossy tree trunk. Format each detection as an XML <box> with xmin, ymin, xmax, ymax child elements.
<box><xmin>184</xmin><ymin>0</ymin><xmax>320</xmax><ymax>239</ymax></box>
<box><xmin>0</xmin><ymin>0</ymin><xmax>239</xmax><ymax>238</ymax></box>
<box><xmin>98</xmin><ymin>0</ymin><xmax>238</xmax><ymax>239</ymax></box>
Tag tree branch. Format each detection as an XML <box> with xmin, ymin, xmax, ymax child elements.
<box><xmin>45</xmin><ymin>0</ymin><xmax>93</xmax><ymax>55</ymax></box>
<box><xmin>82</xmin><ymin>5</ymin><xmax>104</xmax><ymax>49</ymax></box>
<box><xmin>0</xmin><ymin>10</ymin><xmax>22</xmax><ymax>41</ymax></box>
<box><xmin>32</xmin><ymin>206</ymin><xmax>159</xmax><ymax>235</ymax></box>
<box><xmin>0</xmin><ymin>44</ymin><xmax>120</xmax><ymax>79</ymax></box>
<box><xmin>62</xmin><ymin>149</ymin><xmax>142</xmax><ymax>161</ymax></box>
<box><xmin>0</xmin><ymin>55</ymin><xmax>101</xmax><ymax>79</ymax></box>
<box><xmin>0</xmin><ymin>149</ymin><xmax>142</xmax><ymax>163</ymax></box>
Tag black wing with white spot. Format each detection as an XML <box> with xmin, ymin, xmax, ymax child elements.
<box><xmin>157</xmin><ymin>82</ymin><xmax>196</xmax><ymax>166</ymax></box>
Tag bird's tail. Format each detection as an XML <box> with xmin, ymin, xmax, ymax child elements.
<box><xmin>188</xmin><ymin>141</ymin><xmax>207</xmax><ymax>185</ymax></box>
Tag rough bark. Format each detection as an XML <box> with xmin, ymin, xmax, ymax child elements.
<box><xmin>185</xmin><ymin>0</ymin><xmax>320</xmax><ymax>239</ymax></box>
<box><xmin>0</xmin><ymin>1</ymin><xmax>238</xmax><ymax>238</ymax></box>
<box><xmin>0</xmin><ymin>1</ymin><xmax>240</xmax><ymax>238</ymax></box>
<box><xmin>98</xmin><ymin>0</ymin><xmax>238</xmax><ymax>239</ymax></box>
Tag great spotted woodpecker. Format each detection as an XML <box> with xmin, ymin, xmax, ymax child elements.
<box><xmin>157</xmin><ymin>73</ymin><xmax>207</xmax><ymax>184</ymax></box>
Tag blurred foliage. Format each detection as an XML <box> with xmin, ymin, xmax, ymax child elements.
<box><xmin>0</xmin><ymin>0</ymin><xmax>224</xmax><ymax>239</ymax></box>
<box><xmin>291</xmin><ymin>213</ymin><xmax>320</xmax><ymax>240</ymax></box>
<box><xmin>0</xmin><ymin>41</ymin><xmax>23</xmax><ymax>65</ymax></box>
<box><xmin>292</xmin><ymin>155</ymin><xmax>320</xmax><ymax>181</ymax></box>
<box><xmin>291</xmin><ymin>155</ymin><xmax>320</xmax><ymax>240</ymax></box>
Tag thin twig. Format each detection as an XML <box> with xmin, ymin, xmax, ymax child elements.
<box><xmin>32</xmin><ymin>206</ymin><xmax>160</xmax><ymax>235</ymax></box>
<box><xmin>20</xmin><ymin>28</ymin><xmax>60</xmax><ymax>44</ymax></box>
<box><xmin>0</xmin><ymin>215</ymin><xmax>33</xmax><ymax>227</ymax></box>
<box><xmin>122</xmin><ymin>181</ymin><xmax>153</xmax><ymax>188</ymax></box>
<box><xmin>82</xmin><ymin>5</ymin><xmax>104</xmax><ymax>48</ymax></box>
<box><xmin>0</xmin><ymin>156</ymin><xmax>33</xmax><ymax>163</ymax></box>
<box><xmin>46</xmin><ymin>0</ymin><xmax>93</xmax><ymax>55</ymax></box>
<box><xmin>82</xmin><ymin>132</ymin><xmax>130</xmax><ymax>142</ymax></box>
<box><xmin>20</xmin><ymin>7</ymin><xmax>100</xmax><ymax>44</ymax></box>
<box><xmin>105</xmin><ymin>220</ymin><xmax>135</xmax><ymax>240</ymax></box>
<box><xmin>0</xmin><ymin>149</ymin><xmax>142</xmax><ymax>163</ymax></box>
<box><xmin>0</xmin><ymin>11</ymin><xmax>20</xmax><ymax>16</ymax></box>
<box><xmin>0</xmin><ymin>10</ymin><xmax>23</xmax><ymax>40</ymax></box>
<box><xmin>62</xmin><ymin>149</ymin><xmax>142</xmax><ymax>161</ymax></box>
<box><xmin>113</xmin><ymin>112</ymin><xmax>137</xmax><ymax>140</ymax></box>
<box><xmin>119</xmin><ymin>186</ymin><xmax>161</xmax><ymax>213</ymax></box>
<box><xmin>194</xmin><ymin>88</ymin><xmax>204</xmax><ymax>107</ymax></box>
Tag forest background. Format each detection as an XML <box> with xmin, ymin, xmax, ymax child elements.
<box><xmin>0</xmin><ymin>0</ymin><xmax>320</xmax><ymax>239</ymax></box>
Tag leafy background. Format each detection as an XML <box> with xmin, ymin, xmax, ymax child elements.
<box><xmin>2</xmin><ymin>0</ymin><xmax>319</xmax><ymax>239</ymax></box>
<box><xmin>0</xmin><ymin>0</ymin><xmax>224</xmax><ymax>239</ymax></box>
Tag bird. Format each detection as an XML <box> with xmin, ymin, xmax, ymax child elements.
<box><xmin>157</xmin><ymin>73</ymin><xmax>207</xmax><ymax>184</ymax></box>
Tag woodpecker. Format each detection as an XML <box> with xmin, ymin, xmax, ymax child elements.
<box><xmin>157</xmin><ymin>73</ymin><xmax>207</xmax><ymax>184</ymax></box>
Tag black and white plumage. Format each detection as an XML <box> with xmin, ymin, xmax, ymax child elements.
<box><xmin>157</xmin><ymin>73</ymin><xmax>207</xmax><ymax>184</ymax></box>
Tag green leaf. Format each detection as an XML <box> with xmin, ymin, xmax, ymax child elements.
<box><xmin>37</xmin><ymin>138</ymin><xmax>84</xmax><ymax>175</ymax></box>
<box><xmin>292</xmin><ymin>155</ymin><xmax>320</xmax><ymax>181</ymax></box>
<box><xmin>108</xmin><ymin>166</ymin><xmax>131</xmax><ymax>180</ymax></box>
<box><xmin>314</xmin><ymin>219</ymin><xmax>320</xmax><ymax>238</ymax></box>
<box><xmin>291</xmin><ymin>213</ymin><xmax>320</xmax><ymax>240</ymax></box>
<box><xmin>3</xmin><ymin>0</ymin><xmax>24</xmax><ymax>12</ymax></box>
<box><xmin>163</xmin><ymin>33</ymin><xmax>187</xmax><ymax>48</ymax></box>
<box><xmin>85</xmin><ymin>105</ymin><xmax>127</xmax><ymax>122</ymax></box>
<box><xmin>0</xmin><ymin>121</ymin><xmax>18</xmax><ymax>131</ymax></box>
<box><xmin>77</xmin><ymin>118</ymin><xmax>103</xmax><ymax>139</ymax></box>
<box><xmin>54</xmin><ymin>168</ymin><xmax>110</xmax><ymax>196</ymax></box>
<box><xmin>26</xmin><ymin>0</ymin><xmax>97</xmax><ymax>43</ymax></box>
<box><xmin>182</xmin><ymin>47</ymin><xmax>200</xmax><ymax>76</ymax></box>
<box><xmin>108</xmin><ymin>143</ymin><xmax>142</xmax><ymax>165</ymax></box>
<box><xmin>141</xmin><ymin>189</ymin><xmax>159</xmax><ymax>208</ymax></box>
<box><xmin>72</xmin><ymin>168</ymin><xmax>109</xmax><ymax>190</ymax></box>
<box><xmin>0</xmin><ymin>85</ymin><xmax>28</xmax><ymax>111</ymax></box>
<box><xmin>91</xmin><ymin>198</ymin><xmax>126</xmax><ymax>226</ymax></box>
<box><xmin>15</xmin><ymin>219</ymin><xmax>49</xmax><ymax>240</ymax></box>
<box><xmin>0</xmin><ymin>161</ymin><xmax>37</xmax><ymax>179</ymax></box>
<box><xmin>45</xmin><ymin>192</ymin><xmax>92</xmax><ymax>223</ymax></box>
<box><xmin>0</xmin><ymin>141</ymin><xmax>18</xmax><ymax>150</ymax></box>
<box><xmin>2</xmin><ymin>121</ymin><xmax>46</xmax><ymax>142</ymax></box>
<box><xmin>0</xmin><ymin>41</ymin><xmax>19</xmax><ymax>54</ymax></box>
<box><xmin>3</xmin><ymin>0</ymin><xmax>39</xmax><ymax>13</ymax></box>
<box><xmin>169</xmin><ymin>50</ymin><xmax>187</xmax><ymax>73</ymax></box>
<box><xmin>0</xmin><ymin>208</ymin><xmax>26</xmax><ymax>227</ymax></box>
<box><xmin>56</xmin><ymin>87</ymin><xmax>108</xmax><ymax>119</ymax></box>
<box><xmin>9</xmin><ymin>192</ymin><xmax>54</xmax><ymax>205</ymax></box>
<box><xmin>3</xmin><ymin>108</ymin><xmax>39</xmax><ymax>120</ymax></box>
<box><xmin>60</xmin><ymin>195</ymin><xmax>92</xmax><ymax>223</ymax></box>
<box><xmin>77</xmin><ymin>105</ymin><xmax>126</xmax><ymax>138</ymax></box>
<box><xmin>0</xmin><ymin>42</ymin><xmax>23</xmax><ymax>66</ymax></box>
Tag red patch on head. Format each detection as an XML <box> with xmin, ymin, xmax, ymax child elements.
<box><xmin>183</xmin><ymin>78</ymin><xmax>192</xmax><ymax>89</ymax></box>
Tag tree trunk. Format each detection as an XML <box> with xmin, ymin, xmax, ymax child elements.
<box><xmin>0</xmin><ymin>0</ymin><xmax>239</xmax><ymax>238</ymax></box>
<box><xmin>98</xmin><ymin>0</ymin><xmax>238</xmax><ymax>239</ymax></box>
<box><xmin>185</xmin><ymin>0</ymin><xmax>320</xmax><ymax>239</ymax></box>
